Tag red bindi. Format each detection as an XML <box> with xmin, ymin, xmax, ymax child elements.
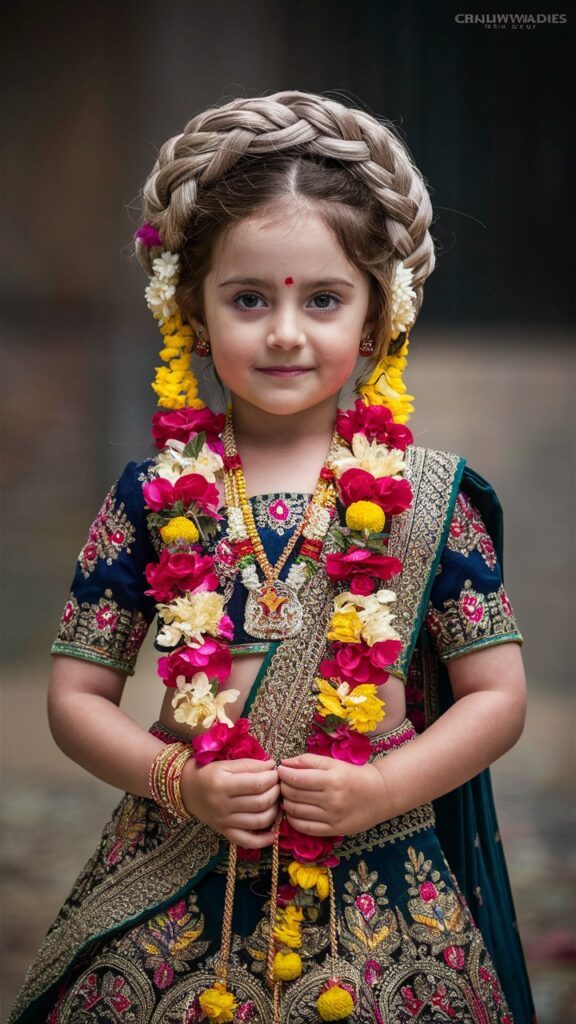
<box><xmin>284</xmin><ymin>277</ymin><xmax>294</xmax><ymax>286</ymax></box>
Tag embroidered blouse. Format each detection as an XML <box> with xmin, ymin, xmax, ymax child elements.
<box><xmin>51</xmin><ymin>459</ymin><xmax>523</xmax><ymax>677</ymax></box>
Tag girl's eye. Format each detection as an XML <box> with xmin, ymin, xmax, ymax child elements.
<box><xmin>310</xmin><ymin>293</ymin><xmax>340</xmax><ymax>310</ymax></box>
<box><xmin>233</xmin><ymin>291</ymin><xmax>340</xmax><ymax>311</ymax></box>
<box><xmin>235</xmin><ymin>293</ymin><xmax>264</xmax><ymax>310</ymax></box>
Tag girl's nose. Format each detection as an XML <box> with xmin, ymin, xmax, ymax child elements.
<box><xmin>266</xmin><ymin>306</ymin><xmax>306</xmax><ymax>349</ymax></box>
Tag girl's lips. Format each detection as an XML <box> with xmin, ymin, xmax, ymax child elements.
<box><xmin>255</xmin><ymin>367</ymin><xmax>313</xmax><ymax>376</ymax></box>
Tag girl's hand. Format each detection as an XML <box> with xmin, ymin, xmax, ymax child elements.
<box><xmin>181</xmin><ymin>757</ymin><xmax>280</xmax><ymax>849</ymax></box>
<box><xmin>278</xmin><ymin>754</ymin><xmax>384</xmax><ymax>837</ymax></box>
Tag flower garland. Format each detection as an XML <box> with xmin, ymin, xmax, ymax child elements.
<box><xmin>136</xmin><ymin>223</ymin><xmax>416</xmax><ymax>1022</ymax></box>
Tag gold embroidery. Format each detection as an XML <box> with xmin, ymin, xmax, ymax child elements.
<box><xmin>77</xmin><ymin>484</ymin><xmax>136</xmax><ymax>579</ymax></box>
<box><xmin>51</xmin><ymin>590</ymin><xmax>150</xmax><ymax>675</ymax></box>
<box><xmin>446</xmin><ymin>492</ymin><xmax>498</xmax><ymax>569</ymax></box>
<box><xmin>425</xmin><ymin>580</ymin><xmax>523</xmax><ymax>660</ymax></box>
<box><xmin>386</xmin><ymin>447</ymin><xmax>464</xmax><ymax>680</ymax></box>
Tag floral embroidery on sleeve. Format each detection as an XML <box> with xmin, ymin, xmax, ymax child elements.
<box><xmin>446</xmin><ymin>493</ymin><xmax>497</xmax><ymax>570</ymax></box>
<box><xmin>78</xmin><ymin>484</ymin><xmax>137</xmax><ymax>579</ymax></box>
<box><xmin>426</xmin><ymin>580</ymin><xmax>521</xmax><ymax>660</ymax></box>
<box><xmin>53</xmin><ymin>588</ymin><xmax>150</xmax><ymax>674</ymax></box>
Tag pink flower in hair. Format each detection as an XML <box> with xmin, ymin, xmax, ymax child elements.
<box><xmin>135</xmin><ymin>223</ymin><xmax>163</xmax><ymax>248</ymax></box>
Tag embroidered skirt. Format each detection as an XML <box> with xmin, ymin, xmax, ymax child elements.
<box><xmin>11</xmin><ymin>722</ymin><xmax>515</xmax><ymax>1024</ymax></box>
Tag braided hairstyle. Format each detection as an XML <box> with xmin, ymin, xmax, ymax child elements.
<box><xmin>136</xmin><ymin>90</ymin><xmax>435</xmax><ymax>361</ymax></box>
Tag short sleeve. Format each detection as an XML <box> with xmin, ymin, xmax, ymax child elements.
<box><xmin>51</xmin><ymin>460</ymin><xmax>158</xmax><ymax>676</ymax></box>
<box><xmin>425</xmin><ymin>491</ymin><xmax>523</xmax><ymax>662</ymax></box>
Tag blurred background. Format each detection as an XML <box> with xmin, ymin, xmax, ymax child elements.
<box><xmin>1</xmin><ymin>1</ymin><xmax>574</xmax><ymax>1020</ymax></box>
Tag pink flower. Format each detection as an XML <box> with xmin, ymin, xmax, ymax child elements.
<box><xmin>325</xmin><ymin>548</ymin><xmax>403</xmax><ymax>582</ymax></box>
<box><xmin>174</xmin><ymin>474</ymin><xmax>221</xmax><ymax>516</ymax></box>
<box><xmin>268</xmin><ymin>499</ymin><xmax>290</xmax><ymax>521</ymax></box>
<box><xmin>216</xmin><ymin>539</ymin><xmax>236</xmax><ymax>567</ymax></box>
<box><xmin>158</xmin><ymin>639</ymin><xmax>232</xmax><ymax>687</ymax></box>
<box><xmin>135</xmin><ymin>222</ymin><xmax>163</xmax><ymax>248</ymax></box>
<box><xmin>363</xmin><ymin>959</ymin><xmax>382</xmax><ymax>986</ymax></box>
<box><xmin>278</xmin><ymin>820</ymin><xmax>342</xmax><ymax>863</ymax></box>
<box><xmin>277</xmin><ymin>883</ymin><xmax>298</xmax><ymax>907</ymax></box>
<box><xmin>336</xmin><ymin>400</ymin><xmax>413</xmax><ymax>451</ymax></box>
<box><xmin>443</xmin><ymin>945</ymin><xmax>465</xmax><ymax>970</ymax></box>
<box><xmin>145</xmin><ymin>549</ymin><xmax>219</xmax><ymax>602</ymax></box>
<box><xmin>350</xmin><ymin>575</ymin><xmax>376</xmax><ymax>595</ymax></box>
<box><xmin>153</xmin><ymin>963</ymin><xmax>174</xmax><ymax>990</ymax></box>
<box><xmin>355</xmin><ymin>893</ymin><xmax>377</xmax><ymax>920</ymax></box>
<box><xmin>461</xmin><ymin>595</ymin><xmax>484</xmax><ymax>623</ymax></box>
<box><xmin>218</xmin><ymin>615</ymin><xmax>235</xmax><ymax>640</ymax></box>
<box><xmin>320</xmin><ymin>639</ymin><xmax>401</xmax><ymax>688</ymax></box>
<box><xmin>143</xmin><ymin>474</ymin><xmax>221</xmax><ymax>517</ymax></box>
<box><xmin>95</xmin><ymin>606</ymin><xmax>118</xmax><ymax>631</ymax></box>
<box><xmin>338</xmin><ymin>468</ymin><xmax>413</xmax><ymax>515</ymax></box>
<box><xmin>500</xmin><ymin>591</ymin><xmax>514</xmax><ymax>617</ymax></box>
<box><xmin>151</xmin><ymin>407</ymin><xmax>225</xmax><ymax>453</ymax></box>
<box><xmin>143</xmin><ymin>476</ymin><xmax>175</xmax><ymax>511</ymax></box>
<box><xmin>193</xmin><ymin>718</ymin><xmax>269</xmax><ymax>765</ymax></box>
<box><xmin>167</xmin><ymin>899</ymin><xmax>188</xmax><ymax>921</ymax></box>
<box><xmin>62</xmin><ymin>601</ymin><xmax>75</xmax><ymax>625</ymax></box>
<box><xmin>419</xmin><ymin>881</ymin><xmax>438</xmax><ymax>902</ymax></box>
<box><xmin>401</xmin><ymin>986</ymin><xmax>424</xmax><ymax>1016</ymax></box>
<box><xmin>307</xmin><ymin>720</ymin><xmax>372</xmax><ymax>765</ymax></box>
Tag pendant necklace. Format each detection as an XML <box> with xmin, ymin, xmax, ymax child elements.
<box><xmin>222</xmin><ymin>412</ymin><xmax>338</xmax><ymax>641</ymax></box>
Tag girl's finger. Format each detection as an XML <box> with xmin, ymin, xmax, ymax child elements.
<box><xmin>225</xmin><ymin>770</ymin><xmax>279</xmax><ymax>796</ymax></box>
<box><xmin>284</xmin><ymin>816</ymin><xmax>332</xmax><ymax>837</ymax></box>
<box><xmin>282</xmin><ymin>800</ymin><xmax>327</xmax><ymax>821</ymax></box>
<box><xmin>224</xmin><ymin>828</ymin><xmax>277</xmax><ymax>849</ymax></box>
<box><xmin>277</xmin><ymin>766</ymin><xmax>325</xmax><ymax>789</ymax></box>
<box><xmin>227</xmin><ymin>808</ymin><xmax>279</xmax><ymax>829</ymax></box>
<box><xmin>278</xmin><ymin>782</ymin><xmax>325</xmax><ymax>803</ymax></box>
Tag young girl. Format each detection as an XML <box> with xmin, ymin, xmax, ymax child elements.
<box><xmin>10</xmin><ymin>90</ymin><xmax>536</xmax><ymax>1024</ymax></box>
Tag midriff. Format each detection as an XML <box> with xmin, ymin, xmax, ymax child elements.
<box><xmin>158</xmin><ymin>651</ymin><xmax>407</xmax><ymax>745</ymax></box>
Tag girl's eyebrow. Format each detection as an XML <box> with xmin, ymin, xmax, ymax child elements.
<box><xmin>218</xmin><ymin>276</ymin><xmax>355</xmax><ymax>289</ymax></box>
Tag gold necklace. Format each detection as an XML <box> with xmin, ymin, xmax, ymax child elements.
<box><xmin>222</xmin><ymin>413</ymin><xmax>337</xmax><ymax>640</ymax></box>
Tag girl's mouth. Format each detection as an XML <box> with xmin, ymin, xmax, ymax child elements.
<box><xmin>255</xmin><ymin>367</ymin><xmax>313</xmax><ymax>376</ymax></box>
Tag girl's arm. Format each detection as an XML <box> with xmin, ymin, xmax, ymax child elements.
<box><xmin>278</xmin><ymin>642</ymin><xmax>526</xmax><ymax>836</ymax></box>
<box><xmin>48</xmin><ymin>655</ymin><xmax>280</xmax><ymax>848</ymax></box>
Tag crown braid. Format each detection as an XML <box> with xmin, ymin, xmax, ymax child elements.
<box><xmin>137</xmin><ymin>90</ymin><xmax>435</xmax><ymax>320</ymax></box>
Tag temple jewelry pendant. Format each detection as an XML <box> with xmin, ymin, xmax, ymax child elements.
<box><xmin>244</xmin><ymin>581</ymin><xmax>303</xmax><ymax>640</ymax></box>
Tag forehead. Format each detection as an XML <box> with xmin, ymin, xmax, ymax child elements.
<box><xmin>209</xmin><ymin>207</ymin><xmax>353</xmax><ymax>276</ymax></box>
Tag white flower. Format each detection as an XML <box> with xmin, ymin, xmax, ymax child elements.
<box><xmin>145</xmin><ymin>278</ymin><xmax>178</xmax><ymax>320</ymax></box>
<box><xmin>285</xmin><ymin>562</ymin><xmax>309</xmax><ymax>590</ymax></box>
<box><xmin>390</xmin><ymin>262</ymin><xmax>416</xmax><ymax>340</ymax></box>
<box><xmin>154</xmin><ymin>438</ymin><xmax>223</xmax><ymax>484</ymax></box>
<box><xmin>152</xmin><ymin>252</ymin><xmax>180</xmax><ymax>283</ymax></box>
<box><xmin>360</xmin><ymin>611</ymin><xmax>401</xmax><ymax>647</ymax></box>
<box><xmin>227</xmin><ymin>507</ymin><xmax>247</xmax><ymax>541</ymax></box>
<box><xmin>171</xmin><ymin>671</ymin><xmax>240</xmax><ymax>729</ymax></box>
<box><xmin>241</xmin><ymin>564</ymin><xmax>260</xmax><ymax>590</ymax></box>
<box><xmin>305</xmin><ymin>505</ymin><xmax>333</xmax><ymax>540</ymax></box>
<box><xmin>156</xmin><ymin>592</ymin><xmax>227</xmax><ymax>646</ymax></box>
<box><xmin>331</xmin><ymin>435</ymin><xmax>406</xmax><ymax>480</ymax></box>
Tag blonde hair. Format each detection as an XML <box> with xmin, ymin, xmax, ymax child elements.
<box><xmin>136</xmin><ymin>90</ymin><xmax>435</xmax><ymax>362</ymax></box>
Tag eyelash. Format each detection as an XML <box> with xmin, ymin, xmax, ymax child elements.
<box><xmin>233</xmin><ymin>292</ymin><xmax>341</xmax><ymax>312</ymax></box>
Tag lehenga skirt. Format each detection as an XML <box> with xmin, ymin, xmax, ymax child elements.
<box><xmin>10</xmin><ymin>721</ymin><xmax>516</xmax><ymax>1024</ymax></box>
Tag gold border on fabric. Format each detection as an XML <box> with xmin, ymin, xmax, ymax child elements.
<box><xmin>386</xmin><ymin>446</ymin><xmax>464</xmax><ymax>680</ymax></box>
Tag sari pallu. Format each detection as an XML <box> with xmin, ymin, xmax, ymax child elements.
<box><xmin>9</xmin><ymin>448</ymin><xmax>536</xmax><ymax>1024</ymax></box>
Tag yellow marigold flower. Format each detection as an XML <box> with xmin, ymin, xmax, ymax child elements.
<box><xmin>273</xmin><ymin>905</ymin><xmax>303</xmax><ymax>948</ymax></box>
<box><xmin>159</xmin><ymin>346</ymin><xmax>181</xmax><ymax>361</ymax></box>
<box><xmin>160</xmin><ymin>517</ymin><xmax>199</xmax><ymax>544</ymax></box>
<box><xmin>288</xmin><ymin>861</ymin><xmax>330</xmax><ymax>899</ymax></box>
<box><xmin>273</xmin><ymin>951</ymin><xmax>303</xmax><ymax>980</ymax></box>
<box><xmin>317</xmin><ymin>985</ymin><xmax>355</xmax><ymax>1020</ymax></box>
<box><xmin>316</xmin><ymin>678</ymin><xmax>347</xmax><ymax>719</ymax></box>
<box><xmin>342</xmin><ymin>684</ymin><xmax>385</xmax><ymax>733</ymax></box>
<box><xmin>345</xmin><ymin>501</ymin><xmax>385</xmax><ymax>534</ymax></box>
<box><xmin>198</xmin><ymin>982</ymin><xmax>238</xmax><ymax>1022</ymax></box>
<box><xmin>327</xmin><ymin>609</ymin><xmax>363</xmax><ymax>644</ymax></box>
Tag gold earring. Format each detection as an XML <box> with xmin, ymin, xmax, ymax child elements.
<box><xmin>194</xmin><ymin>328</ymin><xmax>211</xmax><ymax>357</ymax></box>
<box><xmin>359</xmin><ymin>332</ymin><xmax>375</xmax><ymax>356</ymax></box>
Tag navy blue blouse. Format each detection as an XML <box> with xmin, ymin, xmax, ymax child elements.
<box><xmin>51</xmin><ymin>460</ymin><xmax>522</xmax><ymax>676</ymax></box>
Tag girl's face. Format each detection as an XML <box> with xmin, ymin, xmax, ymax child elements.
<box><xmin>193</xmin><ymin>204</ymin><xmax>374</xmax><ymax>423</ymax></box>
